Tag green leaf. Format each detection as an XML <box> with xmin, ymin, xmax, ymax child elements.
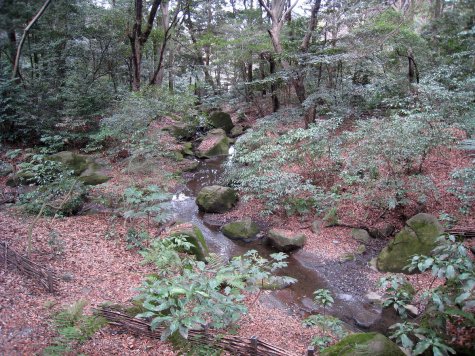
<box><xmin>401</xmin><ymin>334</ymin><xmax>414</xmax><ymax>349</ymax></box>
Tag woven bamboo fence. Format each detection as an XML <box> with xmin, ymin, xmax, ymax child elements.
<box><xmin>448</xmin><ymin>227</ymin><xmax>475</xmax><ymax>240</ymax></box>
<box><xmin>96</xmin><ymin>305</ymin><xmax>304</xmax><ymax>356</ymax></box>
<box><xmin>0</xmin><ymin>240</ymin><xmax>58</xmax><ymax>293</ymax></box>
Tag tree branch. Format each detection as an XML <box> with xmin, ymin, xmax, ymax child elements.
<box><xmin>12</xmin><ymin>0</ymin><xmax>53</xmax><ymax>80</ymax></box>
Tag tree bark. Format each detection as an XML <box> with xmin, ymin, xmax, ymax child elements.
<box><xmin>128</xmin><ymin>0</ymin><xmax>162</xmax><ymax>91</ymax></box>
<box><xmin>11</xmin><ymin>0</ymin><xmax>53</xmax><ymax>80</ymax></box>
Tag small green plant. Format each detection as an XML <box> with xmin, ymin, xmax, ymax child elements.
<box><xmin>323</xmin><ymin>207</ymin><xmax>339</xmax><ymax>227</ymax></box>
<box><xmin>123</xmin><ymin>185</ymin><xmax>172</xmax><ymax>228</ymax></box>
<box><xmin>125</xmin><ymin>228</ymin><xmax>150</xmax><ymax>250</ymax></box>
<box><xmin>19</xmin><ymin>177</ymin><xmax>87</xmax><ymax>217</ymax></box>
<box><xmin>283</xmin><ymin>197</ymin><xmax>316</xmax><ymax>217</ymax></box>
<box><xmin>303</xmin><ymin>289</ymin><xmax>344</xmax><ymax>351</ymax></box>
<box><xmin>378</xmin><ymin>275</ymin><xmax>414</xmax><ymax>318</ymax></box>
<box><xmin>449</xmin><ymin>167</ymin><xmax>475</xmax><ymax>214</ymax></box>
<box><xmin>313</xmin><ymin>289</ymin><xmax>335</xmax><ymax>316</ymax></box>
<box><xmin>380</xmin><ymin>234</ymin><xmax>474</xmax><ymax>355</ymax></box>
<box><xmin>39</xmin><ymin>135</ymin><xmax>65</xmax><ymax>154</ymax></box>
<box><xmin>18</xmin><ymin>154</ymin><xmax>71</xmax><ymax>186</ymax></box>
<box><xmin>43</xmin><ymin>300</ymin><xmax>107</xmax><ymax>355</ymax></box>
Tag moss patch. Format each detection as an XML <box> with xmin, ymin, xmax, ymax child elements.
<box><xmin>321</xmin><ymin>332</ymin><xmax>404</xmax><ymax>356</ymax></box>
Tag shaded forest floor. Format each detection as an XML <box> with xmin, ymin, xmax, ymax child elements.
<box><xmin>1</xmin><ymin>109</ymin><xmax>474</xmax><ymax>355</ymax></box>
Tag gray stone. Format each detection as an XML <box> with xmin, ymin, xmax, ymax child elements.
<box><xmin>208</xmin><ymin>111</ymin><xmax>233</xmax><ymax>133</ymax></box>
<box><xmin>369</xmin><ymin>224</ymin><xmax>395</xmax><ymax>239</ymax></box>
<box><xmin>169</xmin><ymin>224</ymin><xmax>209</xmax><ymax>261</ymax></box>
<box><xmin>229</xmin><ymin>124</ymin><xmax>244</xmax><ymax>138</ymax></box>
<box><xmin>311</xmin><ymin>220</ymin><xmax>323</xmax><ymax>234</ymax></box>
<box><xmin>78</xmin><ymin>162</ymin><xmax>110</xmax><ymax>185</ymax></box>
<box><xmin>352</xmin><ymin>228</ymin><xmax>370</xmax><ymax>243</ymax></box>
<box><xmin>267</xmin><ymin>229</ymin><xmax>306</xmax><ymax>252</ymax></box>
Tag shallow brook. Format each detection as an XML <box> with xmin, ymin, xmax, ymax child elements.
<box><xmin>171</xmin><ymin>149</ymin><xmax>399</xmax><ymax>334</ymax></box>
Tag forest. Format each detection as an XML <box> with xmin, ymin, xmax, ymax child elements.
<box><xmin>0</xmin><ymin>0</ymin><xmax>474</xmax><ymax>355</ymax></box>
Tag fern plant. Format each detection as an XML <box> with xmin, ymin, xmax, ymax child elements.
<box><xmin>122</xmin><ymin>185</ymin><xmax>172</xmax><ymax>227</ymax></box>
<box><xmin>43</xmin><ymin>300</ymin><xmax>107</xmax><ymax>355</ymax></box>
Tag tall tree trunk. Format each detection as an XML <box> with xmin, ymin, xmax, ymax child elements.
<box><xmin>128</xmin><ymin>0</ymin><xmax>162</xmax><ymax>91</ymax></box>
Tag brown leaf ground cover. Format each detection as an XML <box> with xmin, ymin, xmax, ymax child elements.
<box><xmin>1</xmin><ymin>113</ymin><xmax>473</xmax><ymax>354</ymax></box>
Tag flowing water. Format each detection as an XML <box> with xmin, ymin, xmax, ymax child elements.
<box><xmin>171</xmin><ymin>149</ymin><xmax>399</xmax><ymax>334</ymax></box>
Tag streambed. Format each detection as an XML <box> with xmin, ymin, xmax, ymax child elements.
<box><xmin>171</xmin><ymin>149</ymin><xmax>399</xmax><ymax>334</ymax></box>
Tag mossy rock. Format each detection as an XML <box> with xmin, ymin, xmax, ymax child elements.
<box><xmin>267</xmin><ymin>229</ymin><xmax>306</xmax><ymax>252</ymax></box>
<box><xmin>196</xmin><ymin>185</ymin><xmax>238</xmax><ymax>213</ymax></box>
<box><xmin>170</xmin><ymin>225</ymin><xmax>209</xmax><ymax>261</ymax></box>
<box><xmin>6</xmin><ymin>170</ymin><xmax>36</xmax><ymax>187</ymax></box>
<box><xmin>49</xmin><ymin>151</ymin><xmax>89</xmax><ymax>175</ymax></box>
<box><xmin>181</xmin><ymin>159</ymin><xmax>200</xmax><ymax>172</ymax></box>
<box><xmin>173</xmin><ymin>151</ymin><xmax>184</xmax><ymax>162</ymax></box>
<box><xmin>165</xmin><ymin>122</ymin><xmax>196</xmax><ymax>140</ymax></box>
<box><xmin>222</xmin><ymin>219</ymin><xmax>260</xmax><ymax>240</ymax></box>
<box><xmin>230</xmin><ymin>124</ymin><xmax>244</xmax><ymax>138</ymax></box>
<box><xmin>208</xmin><ymin>111</ymin><xmax>233</xmax><ymax>133</ymax></box>
<box><xmin>255</xmin><ymin>276</ymin><xmax>294</xmax><ymax>290</ymax></box>
<box><xmin>352</xmin><ymin>229</ymin><xmax>370</xmax><ymax>244</ymax></box>
<box><xmin>78</xmin><ymin>162</ymin><xmax>110</xmax><ymax>185</ymax></box>
<box><xmin>376</xmin><ymin>213</ymin><xmax>444</xmax><ymax>273</ymax></box>
<box><xmin>195</xmin><ymin>129</ymin><xmax>230</xmax><ymax>158</ymax></box>
<box><xmin>181</xmin><ymin>142</ymin><xmax>194</xmax><ymax>156</ymax></box>
<box><xmin>0</xmin><ymin>161</ymin><xmax>13</xmax><ymax>177</ymax></box>
<box><xmin>321</xmin><ymin>332</ymin><xmax>404</xmax><ymax>356</ymax></box>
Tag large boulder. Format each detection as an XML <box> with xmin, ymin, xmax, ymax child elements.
<box><xmin>78</xmin><ymin>162</ymin><xmax>110</xmax><ymax>185</ymax></box>
<box><xmin>377</xmin><ymin>213</ymin><xmax>444</xmax><ymax>273</ymax></box>
<box><xmin>222</xmin><ymin>219</ymin><xmax>260</xmax><ymax>240</ymax></box>
<box><xmin>164</xmin><ymin>121</ymin><xmax>195</xmax><ymax>140</ymax></box>
<box><xmin>49</xmin><ymin>151</ymin><xmax>89</xmax><ymax>175</ymax></box>
<box><xmin>208</xmin><ymin>111</ymin><xmax>233</xmax><ymax>133</ymax></box>
<box><xmin>267</xmin><ymin>229</ymin><xmax>306</xmax><ymax>252</ymax></box>
<box><xmin>196</xmin><ymin>185</ymin><xmax>238</xmax><ymax>213</ymax></box>
<box><xmin>169</xmin><ymin>224</ymin><xmax>209</xmax><ymax>261</ymax></box>
<box><xmin>195</xmin><ymin>129</ymin><xmax>230</xmax><ymax>158</ymax></box>
<box><xmin>6</xmin><ymin>170</ymin><xmax>36</xmax><ymax>187</ymax></box>
<box><xmin>50</xmin><ymin>151</ymin><xmax>110</xmax><ymax>185</ymax></box>
<box><xmin>321</xmin><ymin>332</ymin><xmax>404</xmax><ymax>356</ymax></box>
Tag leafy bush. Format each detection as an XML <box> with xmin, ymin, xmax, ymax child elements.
<box><xmin>136</xmin><ymin>239</ymin><xmax>295</xmax><ymax>341</ymax></box>
<box><xmin>98</xmin><ymin>88</ymin><xmax>196</xmax><ymax>141</ymax></box>
<box><xmin>225</xmin><ymin>117</ymin><xmax>341</xmax><ymax>215</ymax></box>
<box><xmin>449</xmin><ymin>167</ymin><xmax>475</xmax><ymax>214</ymax></box>
<box><xmin>302</xmin><ymin>289</ymin><xmax>348</xmax><ymax>351</ymax></box>
<box><xmin>19</xmin><ymin>177</ymin><xmax>87</xmax><ymax>217</ymax></box>
<box><xmin>341</xmin><ymin>113</ymin><xmax>454</xmax><ymax>211</ymax></box>
<box><xmin>380</xmin><ymin>235</ymin><xmax>474</xmax><ymax>355</ymax></box>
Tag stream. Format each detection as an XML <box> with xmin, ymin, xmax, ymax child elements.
<box><xmin>171</xmin><ymin>148</ymin><xmax>399</xmax><ymax>334</ymax></box>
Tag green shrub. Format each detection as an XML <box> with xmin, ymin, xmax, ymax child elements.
<box><xmin>19</xmin><ymin>178</ymin><xmax>87</xmax><ymax>217</ymax></box>
<box><xmin>43</xmin><ymin>300</ymin><xmax>107</xmax><ymax>355</ymax></box>
<box><xmin>380</xmin><ymin>235</ymin><xmax>474</xmax><ymax>355</ymax></box>
<box><xmin>137</xmin><ymin>241</ymin><xmax>295</xmax><ymax>341</ymax></box>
